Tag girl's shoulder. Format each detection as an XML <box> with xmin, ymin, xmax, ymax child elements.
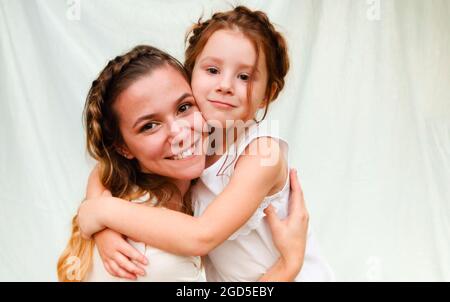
<box><xmin>225</xmin><ymin>120</ymin><xmax>289</xmax><ymax>176</ymax></box>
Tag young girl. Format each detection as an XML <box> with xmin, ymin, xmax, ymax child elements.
<box><xmin>57</xmin><ymin>45</ymin><xmax>307</xmax><ymax>281</ymax></box>
<box><xmin>77</xmin><ymin>6</ymin><xmax>333</xmax><ymax>281</ymax></box>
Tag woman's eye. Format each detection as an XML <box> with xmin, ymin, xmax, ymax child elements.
<box><xmin>178</xmin><ymin>103</ymin><xmax>192</xmax><ymax>113</ymax></box>
<box><xmin>141</xmin><ymin>122</ymin><xmax>158</xmax><ymax>132</ymax></box>
<box><xmin>238</xmin><ymin>73</ymin><xmax>250</xmax><ymax>81</ymax></box>
<box><xmin>206</xmin><ymin>67</ymin><xmax>219</xmax><ymax>75</ymax></box>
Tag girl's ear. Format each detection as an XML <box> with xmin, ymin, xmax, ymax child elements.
<box><xmin>259</xmin><ymin>83</ymin><xmax>278</xmax><ymax>109</ymax></box>
<box><xmin>116</xmin><ymin>145</ymin><xmax>134</xmax><ymax>160</ymax></box>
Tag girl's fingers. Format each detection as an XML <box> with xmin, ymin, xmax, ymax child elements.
<box><xmin>120</xmin><ymin>241</ymin><xmax>148</xmax><ymax>266</ymax></box>
<box><xmin>114</xmin><ymin>252</ymin><xmax>146</xmax><ymax>277</ymax></box>
<box><xmin>109</xmin><ymin>260</ymin><xmax>137</xmax><ymax>280</ymax></box>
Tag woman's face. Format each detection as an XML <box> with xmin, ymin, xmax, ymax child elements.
<box><xmin>113</xmin><ymin>64</ymin><xmax>206</xmax><ymax>180</ymax></box>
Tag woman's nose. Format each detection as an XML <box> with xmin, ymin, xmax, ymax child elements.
<box><xmin>168</xmin><ymin>119</ymin><xmax>191</xmax><ymax>150</ymax></box>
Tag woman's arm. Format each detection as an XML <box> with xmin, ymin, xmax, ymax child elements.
<box><xmin>78</xmin><ymin>138</ymin><xmax>288</xmax><ymax>256</ymax></box>
<box><xmin>82</xmin><ymin>168</ymin><xmax>308</xmax><ymax>281</ymax></box>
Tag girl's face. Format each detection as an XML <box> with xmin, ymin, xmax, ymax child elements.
<box><xmin>113</xmin><ymin>65</ymin><xmax>206</xmax><ymax>180</ymax></box>
<box><xmin>191</xmin><ymin>29</ymin><xmax>269</xmax><ymax>128</ymax></box>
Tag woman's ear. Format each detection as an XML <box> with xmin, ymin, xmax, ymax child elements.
<box><xmin>116</xmin><ymin>145</ymin><xmax>134</xmax><ymax>159</ymax></box>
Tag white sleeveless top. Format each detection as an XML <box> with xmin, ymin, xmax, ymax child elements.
<box><xmin>85</xmin><ymin>196</ymin><xmax>205</xmax><ymax>282</ymax></box>
<box><xmin>192</xmin><ymin>120</ymin><xmax>334</xmax><ymax>281</ymax></box>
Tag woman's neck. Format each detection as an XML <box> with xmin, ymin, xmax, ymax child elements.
<box><xmin>162</xmin><ymin>178</ymin><xmax>191</xmax><ymax>212</ymax></box>
<box><xmin>170</xmin><ymin>178</ymin><xmax>191</xmax><ymax>197</ymax></box>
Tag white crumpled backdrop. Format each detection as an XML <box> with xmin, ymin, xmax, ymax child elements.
<box><xmin>0</xmin><ymin>0</ymin><xmax>449</xmax><ymax>281</ymax></box>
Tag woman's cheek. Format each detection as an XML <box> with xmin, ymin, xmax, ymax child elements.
<box><xmin>139</xmin><ymin>134</ymin><xmax>167</xmax><ymax>159</ymax></box>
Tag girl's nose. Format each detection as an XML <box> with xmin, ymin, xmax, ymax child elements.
<box><xmin>216</xmin><ymin>74</ymin><xmax>234</xmax><ymax>95</ymax></box>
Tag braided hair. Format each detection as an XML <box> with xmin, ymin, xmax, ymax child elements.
<box><xmin>58</xmin><ymin>45</ymin><xmax>192</xmax><ymax>281</ymax></box>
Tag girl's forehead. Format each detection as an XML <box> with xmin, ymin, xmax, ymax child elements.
<box><xmin>198</xmin><ymin>29</ymin><xmax>264</xmax><ymax>66</ymax></box>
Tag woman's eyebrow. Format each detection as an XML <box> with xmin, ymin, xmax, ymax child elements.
<box><xmin>132</xmin><ymin>93</ymin><xmax>193</xmax><ymax>129</ymax></box>
<box><xmin>175</xmin><ymin>92</ymin><xmax>194</xmax><ymax>104</ymax></box>
<box><xmin>133</xmin><ymin>113</ymin><xmax>157</xmax><ymax>129</ymax></box>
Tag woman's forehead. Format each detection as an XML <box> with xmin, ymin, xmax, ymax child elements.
<box><xmin>114</xmin><ymin>67</ymin><xmax>192</xmax><ymax>122</ymax></box>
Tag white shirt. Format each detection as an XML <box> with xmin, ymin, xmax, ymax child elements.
<box><xmin>192</xmin><ymin>120</ymin><xmax>334</xmax><ymax>281</ymax></box>
<box><xmin>85</xmin><ymin>197</ymin><xmax>205</xmax><ymax>282</ymax></box>
<box><xmin>85</xmin><ymin>241</ymin><xmax>204</xmax><ymax>282</ymax></box>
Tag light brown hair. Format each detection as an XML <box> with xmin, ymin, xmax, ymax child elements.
<box><xmin>57</xmin><ymin>45</ymin><xmax>193</xmax><ymax>281</ymax></box>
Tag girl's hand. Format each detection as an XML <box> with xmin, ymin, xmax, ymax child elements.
<box><xmin>94</xmin><ymin>228</ymin><xmax>148</xmax><ymax>280</ymax></box>
<box><xmin>265</xmin><ymin>168</ymin><xmax>309</xmax><ymax>275</ymax></box>
<box><xmin>77</xmin><ymin>190</ymin><xmax>111</xmax><ymax>239</ymax></box>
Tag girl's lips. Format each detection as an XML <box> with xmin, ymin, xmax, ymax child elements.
<box><xmin>208</xmin><ymin>100</ymin><xmax>236</xmax><ymax>109</ymax></box>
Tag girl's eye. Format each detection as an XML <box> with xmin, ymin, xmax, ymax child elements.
<box><xmin>141</xmin><ymin>122</ymin><xmax>158</xmax><ymax>132</ymax></box>
<box><xmin>178</xmin><ymin>103</ymin><xmax>192</xmax><ymax>113</ymax></box>
<box><xmin>238</xmin><ymin>73</ymin><xmax>250</xmax><ymax>81</ymax></box>
<box><xmin>206</xmin><ymin>67</ymin><xmax>219</xmax><ymax>75</ymax></box>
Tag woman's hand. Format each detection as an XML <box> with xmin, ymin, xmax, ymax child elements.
<box><xmin>264</xmin><ymin>168</ymin><xmax>309</xmax><ymax>279</ymax></box>
<box><xmin>77</xmin><ymin>190</ymin><xmax>112</xmax><ymax>239</ymax></box>
<box><xmin>94</xmin><ymin>228</ymin><xmax>148</xmax><ymax>280</ymax></box>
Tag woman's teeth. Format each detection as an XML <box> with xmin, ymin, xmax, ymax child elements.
<box><xmin>169</xmin><ymin>142</ymin><xmax>197</xmax><ymax>160</ymax></box>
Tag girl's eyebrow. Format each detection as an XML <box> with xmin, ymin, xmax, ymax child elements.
<box><xmin>199</xmin><ymin>56</ymin><xmax>222</xmax><ymax>64</ymax></box>
<box><xmin>200</xmin><ymin>56</ymin><xmax>257</xmax><ymax>72</ymax></box>
<box><xmin>133</xmin><ymin>93</ymin><xmax>193</xmax><ymax>129</ymax></box>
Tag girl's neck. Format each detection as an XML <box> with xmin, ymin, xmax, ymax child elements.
<box><xmin>205</xmin><ymin>120</ymin><xmax>255</xmax><ymax>168</ymax></box>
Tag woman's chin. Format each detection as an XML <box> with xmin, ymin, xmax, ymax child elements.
<box><xmin>164</xmin><ymin>156</ymin><xmax>205</xmax><ymax>180</ymax></box>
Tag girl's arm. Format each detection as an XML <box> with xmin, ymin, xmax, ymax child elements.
<box><xmin>87</xmin><ymin>169</ymin><xmax>308</xmax><ymax>281</ymax></box>
<box><xmin>84</xmin><ymin>164</ymin><xmax>147</xmax><ymax>280</ymax></box>
<box><xmin>79</xmin><ymin>137</ymin><xmax>288</xmax><ymax>256</ymax></box>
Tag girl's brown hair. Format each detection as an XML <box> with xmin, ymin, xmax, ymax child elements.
<box><xmin>185</xmin><ymin>6</ymin><xmax>290</xmax><ymax>121</ymax></box>
<box><xmin>57</xmin><ymin>45</ymin><xmax>193</xmax><ymax>281</ymax></box>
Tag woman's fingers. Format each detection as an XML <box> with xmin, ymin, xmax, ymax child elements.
<box><xmin>120</xmin><ymin>241</ymin><xmax>148</xmax><ymax>266</ymax></box>
<box><xmin>109</xmin><ymin>259</ymin><xmax>137</xmax><ymax>280</ymax></box>
<box><xmin>264</xmin><ymin>205</ymin><xmax>281</xmax><ymax>231</ymax></box>
<box><xmin>288</xmin><ymin>169</ymin><xmax>306</xmax><ymax>214</ymax></box>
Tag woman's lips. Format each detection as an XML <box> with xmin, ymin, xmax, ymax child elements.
<box><xmin>165</xmin><ymin>138</ymin><xmax>201</xmax><ymax>160</ymax></box>
<box><xmin>208</xmin><ymin>100</ymin><xmax>236</xmax><ymax>109</ymax></box>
